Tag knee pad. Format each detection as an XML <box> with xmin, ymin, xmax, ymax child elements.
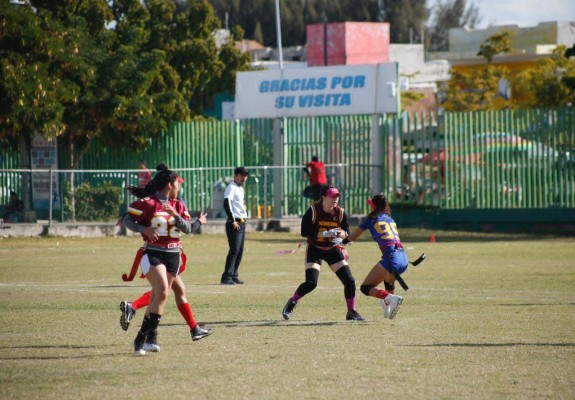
<box><xmin>360</xmin><ymin>284</ymin><xmax>374</xmax><ymax>296</ymax></box>
<box><xmin>384</xmin><ymin>281</ymin><xmax>395</xmax><ymax>291</ymax></box>
<box><xmin>298</xmin><ymin>268</ymin><xmax>319</xmax><ymax>294</ymax></box>
<box><xmin>335</xmin><ymin>266</ymin><xmax>356</xmax><ymax>298</ymax></box>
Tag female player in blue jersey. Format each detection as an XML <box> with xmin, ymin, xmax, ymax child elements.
<box><xmin>343</xmin><ymin>194</ymin><xmax>406</xmax><ymax>319</ymax></box>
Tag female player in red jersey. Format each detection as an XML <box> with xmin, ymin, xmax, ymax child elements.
<box><xmin>282</xmin><ymin>185</ymin><xmax>365</xmax><ymax>321</ymax></box>
<box><xmin>121</xmin><ymin>164</ymin><xmax>212</xmax><ymax>355</ymax></box>
<box><xmin>344</xmin><ymin>194</ymin><xmax>406</xmax><ymax>319</ymax></box>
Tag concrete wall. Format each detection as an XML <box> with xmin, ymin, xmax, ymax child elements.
<box><xmin>307</xmin><ymin>22</ymin><xmax>390</xmax><ymax>67</ymax></box>
<box><xmin>449</xmin><ymin>21</ymin><xmax>574</xmax><ymax>58</ymax></box>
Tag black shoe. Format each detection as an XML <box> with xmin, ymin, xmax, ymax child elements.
<box><xmin>191</xmin><ymin>325</ymin><xmax>213</xmax><ymax>341</ymax></box>
<box><xmin>220</xmin><ymin>279</ymin><xmax>235</xmax><ymax>285</ymax></box>
<box><xmin>282</xmin><ymin>299</ymin><xmax>297</xmax><ymax>320</ymax></box>
<box><xmin>232</xmin><ymin>277</ymin><xmax>244</xmax><ymax>284</ymax></box>
<box><xmin>143</xmin><ymin>329</ymin><xmax>160</xmax><ymax>352</ymax></box>
<box><xmin>346</xmin><ymin>309</ymin><xmax>366</xmax><ymax>321</ymax></box>
<box><xmin>120</xmin><ymin>301</ymin><xmax>136</xmax><ymax>331</ymax></box>
<box><xmin>134</xmin><ymin>331</ymin><xmax>146</xmax><ymax>356</ymax></box>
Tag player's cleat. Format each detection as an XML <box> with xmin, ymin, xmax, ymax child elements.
<box><xmin>282</xmin><ymin>299</ymin><xmax>297</xmax><ymax>320</ymax></box>
<box><xmin>346</xmin><ymin>309</ymin><xmax>366</xmax><ymax>321</ymax></box>
<box><xmin>191</xmin><ymin>325</ymin><xmax>213</xmax><ymax>341</ymax></box>
<box><xmin>120</xmin><ymin>301</ymin><xmax>136</xmax><ymax>331</ymax></box>
<box><xmin>381</xmin><ymin>294</ymin><xmax>403</xmax><ymax>319</ymax></box>
<box><xmin>143</xmin><ymin>330</ymin><xmax>160</xmax><ymax>352</ymax></box>
<box><xmin>134</xmin><ymin>331</ymin><xmax>146</xmax><ymax>356</ymax></box>
<box><xmin>232</xmin><ymin>277</ymin><xmax>244</xmax><ymax>284</ymax></box>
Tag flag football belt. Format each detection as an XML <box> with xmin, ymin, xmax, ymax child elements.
<box><xmin>233</xmin><ymin>218</ymin><xmax>245</xmax><ymax>223</ymax></box>
<box><xmin>121</xmin><ymin>246</ymin><xmax>187</xmax><ymax>281</ymax></box>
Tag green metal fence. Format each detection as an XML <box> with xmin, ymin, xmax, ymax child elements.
<box><xmin>1</xmin><ymin>107</ymin><xmax>574</xmax><ymax>223</ymax></box>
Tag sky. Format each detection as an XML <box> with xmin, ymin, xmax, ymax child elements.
<box><xmin>429</xmin><ymin>0</ymin><xmax>575</xmax><ymax>29</ymax></box>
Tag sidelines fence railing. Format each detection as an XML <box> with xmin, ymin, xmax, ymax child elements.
<box><xmin>1</xmin><ymin>107</ymin><xmax>574</xmax><ymax>224</ymax></box>
<box><xmin>0</xmin><ymin>164</ymin><xmax>349</xmax><ymax>224</ymax></box>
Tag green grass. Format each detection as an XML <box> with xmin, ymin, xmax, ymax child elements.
<box><xmin>0</xmin><ymin>231</ymin><xmax>574</xmax><ymax>399</ymax></box>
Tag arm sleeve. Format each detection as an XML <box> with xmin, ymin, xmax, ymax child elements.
<box><xmin>223</xmin><ymin>198</ymin><xmax>234</xmax><ymax>220</ymax></box>
<box><xmin>300</xmin><ymin>207</ymin><xmax>315</xmax><ymax>239</ymax></box>
<box><xmin>173</xmin><ymin>214</ymin><xmax>202</xmax><ymax>234</ymax></box>
<box><xmin>122</xmin><ymin>213</ymin><xmax>145</xmax><ymax>233</ymax></box>
<box><xmin>340</xmin><ymin>211</ymin><xmax>350</xmax><ymax>236</ymax></box>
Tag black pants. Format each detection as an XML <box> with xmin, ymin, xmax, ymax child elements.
<box><xmin>222</xmin><ymin>222</ymin><xmax>245</xmax><ymax>280</ymax></box>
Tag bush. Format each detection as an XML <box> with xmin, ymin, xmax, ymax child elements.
<box><xmin>63</xmin><ymin>181</ymin><xmax>122</xmax><ymax>222</ymax></box>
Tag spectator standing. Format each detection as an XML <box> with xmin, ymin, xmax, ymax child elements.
<box><xmin>221</xmin><ymin>166</ymin><xmax>249</xmax><ymax>285</ymax></box>
<box><xmin>138</xmin><ymin>160</ymin><xmax>152</xmax><ymax>188</ymax></box>
<box><xmin>305</xmin><ymin>156</ymin><xmax>328</xmax><ymax>201</ymax></box>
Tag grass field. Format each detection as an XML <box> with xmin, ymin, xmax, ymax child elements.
<box><xmin>0</xmin><ymin>230</ymin><xmax>574</xmax><ymax>399</ymax></box>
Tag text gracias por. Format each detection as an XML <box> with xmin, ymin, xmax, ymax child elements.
<box><xmin>259</xmin><ymin>75</ymin><xmax>366</xmax><ymax>109</ymax></box>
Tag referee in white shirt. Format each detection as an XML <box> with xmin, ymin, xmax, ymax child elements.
<box><xmin>221</xmin><ymin>166</ymin><xmax>249</xmax><ymax>285</ymax></box>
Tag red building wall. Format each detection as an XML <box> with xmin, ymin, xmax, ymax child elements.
<box><xmin>307</xmin><ymin>22</ymin><xmax>390</xmax><ymax>67</ymax></box>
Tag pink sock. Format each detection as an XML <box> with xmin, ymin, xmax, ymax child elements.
<box><xmin>291</xmin><ymin>293</ymin><xmax>302</xmax><ymax>302</ymax></box>
<box><xmin>346</xmin><ymin>297</ymin><xmax>356</xmax><ymax>311</ymax></box>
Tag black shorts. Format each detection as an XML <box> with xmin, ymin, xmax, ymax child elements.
<box><xmin>143</xmin><ymin>249</ymin><xmax>182</xmax><ymax>276</ymax></box>
<box><xmin>306</xmin><ymin>245</ymin><xmax>345</xmax><ymax>266</ymax></box>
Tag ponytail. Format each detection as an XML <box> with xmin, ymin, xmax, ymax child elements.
<box><xmin>127</xmin><ymin>163</ymin><xmax>180</xmax><ymax>199</ymax></box>
<box><xmin>367</xmin><ymin>194</ymin><xmax>391</xmax><ymax>218</ymax></box>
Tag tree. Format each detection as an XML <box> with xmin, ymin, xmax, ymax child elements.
<box><xmin>428</xmin><ymin>0</ymin><xmax>481</xmax><ymax>51</ymax></box>
<box><xmin>0</xmin><ymin>0</ymin><xmax>250</xmax><ymax>219</ymax></box>
<box><xmin>382</xmin><ymin>0</ymin><xmax>429</xmax><ymax>44</ymax></box>
<box><xmin>208</xmin><ymin>0</ymin><xmax>430</xmax><ymax>46</ymax></box>
<box><xmin>514</xmin><ymin>45</ymin><xmax>575</xmax><ymax>107</ymax></box>
<box><xmin>442</xmin><ymin>32</ymin><xmax>512</xmax><ymax>111</ymax></box>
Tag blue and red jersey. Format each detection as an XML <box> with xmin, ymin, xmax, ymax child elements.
<box><xmin>359</xmin><ymin>212</ymin><xmax>403</xmax><ymax>252</ymax></box>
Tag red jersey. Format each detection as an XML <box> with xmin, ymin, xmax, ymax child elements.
<box><xmin>127</xmin><ymin>195</ymin><xmax>190</xmax><ymax>248</ymax></box>
<box><xmin>306</xmin><ymin>161</ymin><xmax>328</xmax><ymax>185</ymax></box>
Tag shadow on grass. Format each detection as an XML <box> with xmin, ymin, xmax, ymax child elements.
<box><xmin>161</xmin><ymin>320</ymin><xmax>362</xmax><ymax>328</ymax></box>
<box><xmin>246</xmin><ymin>232</ymin><xmax>574</xmax><ymax>244</ymax></box>
<box><xmin>401</xmin><ymin>342</ymin><xmax>575</xmax><ymax>347</ymax></box>
<box><xmin>498</xmin><ymin>303</ymin><xmax>575</xmax><ymax>306</ymax></box>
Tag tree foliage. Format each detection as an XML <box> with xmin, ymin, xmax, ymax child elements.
<box><xmin>0</xmin><ymin>0</ymin><xmax>250</xmax><ymax>165</ymax></box>
<box><xmin>442</xmin><ymin>32</ymin><xmax>512</xmax><ymax>111</ymax></box>
<box><xmin>514</xmin><ymin>46</ymin><xmax>575</xmax><ymax>107</ymax></box>
<box><xmin>207</xmin><ymin>0</ymin><xmax>429</xmax><ymax>47</ymax></box>
<box><xmin>427</xmin><ymin>0</ymin><xmax>481</xmax><ymax>52</ymax></box>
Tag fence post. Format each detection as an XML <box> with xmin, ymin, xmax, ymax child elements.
<box><xmin>49</xmin><ymin>169</ymin><xmax>53</xmax><ymax>227</ymax></box>
<box><xmin>273</xmin><ymin>118</ymin><xmax>283</xmax><ymax>219</ymax></box>
<box><xmin>199</xmin><ymin>167</ymin><xmax>204</xmax><ymax>212</ymax></box>
<box><xmin>263</xmin><ymin>166</ymin><xmax>268</xmax><ymax>224</ymax></box>
<box><xmin>371</xmin><ymin>114</ymin><xmax>381</xmax><ymax>195</ymax></box>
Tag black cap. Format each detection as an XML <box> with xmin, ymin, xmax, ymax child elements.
<box><xmin>234</xmin><ymin>166</ymin><xmax>249</xmax><ymax>176</ymax></box>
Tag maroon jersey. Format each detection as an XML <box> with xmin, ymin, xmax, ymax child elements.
<box><xmin>127</xmin><ymin>195</ymin><xmax>190</xmax><ymax>249</ymax></box>
<box><xmin>301</xmin><ymin>202</ymin><xmax>348</xmax><ymax>248</ymax></box>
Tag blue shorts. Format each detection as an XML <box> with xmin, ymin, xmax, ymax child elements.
<box><xmin>379</xmin><ymin>246</ymin><xmax>408</xmax><ymax>275</ymax></box>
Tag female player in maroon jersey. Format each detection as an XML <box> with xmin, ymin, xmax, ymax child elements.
<box><xmin>282</xmin><ymin>185</ymin><xmax>365</xmax><ymax>321</ymax></box>
<box><xmin>121</xmin><ymin>164</ymin><xmax>212</xmax><ymax>355</ymax></box>
<box><xmin>344</xmin><ymin>194</ymin><xmax>406</xmax><ymax>319</ymax></box>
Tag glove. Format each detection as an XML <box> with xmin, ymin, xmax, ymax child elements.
<box><xmin>332</xmin><ymin>237</ymin><xmax>343</xmax><ymax>246</ymax></box>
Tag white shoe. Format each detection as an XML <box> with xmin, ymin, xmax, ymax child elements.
<box><xmin>134</xmin><ymin>348</ymin><xmax>146</xmax><ymax>356</ymax></box>
<box><xmin>381</xmin><ymin>295</ymin><xmax>403</xmax><ymax>319</ymax></box>
<box><xmin>143</xmin><ymin>342</ymin><xmax>160</xmax><ymax>352</ymax></box>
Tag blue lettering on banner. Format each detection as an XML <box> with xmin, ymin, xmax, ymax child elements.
<box><xmin>275</xmin><ymin>96</ymin><xmax>295</xmax><ymax>109</ymax></box>
<box><xmin>260</xmin><ymin>76</ymin><xmax>352</xmax><ymax>93</ymax></box>
<box><xmin>330</xmin><ymin>75</ymin><xmax>366</xmax><ymax>89</ymax></box>
<box><xmin>276</xmin><ymin>93</ymin><xmax>352</xmax><ymax>109</ymax></box>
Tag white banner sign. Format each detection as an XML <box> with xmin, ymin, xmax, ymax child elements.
<box><xmin>234</xmin><ymin>63</ymin><xmax>399</xmax><ymax>119</ymax></box>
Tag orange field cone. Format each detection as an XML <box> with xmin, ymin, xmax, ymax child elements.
<box><xmin>429</xmin><ymin>233</ymin><xmax>436</xmax><ymax>243</ymax></box>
